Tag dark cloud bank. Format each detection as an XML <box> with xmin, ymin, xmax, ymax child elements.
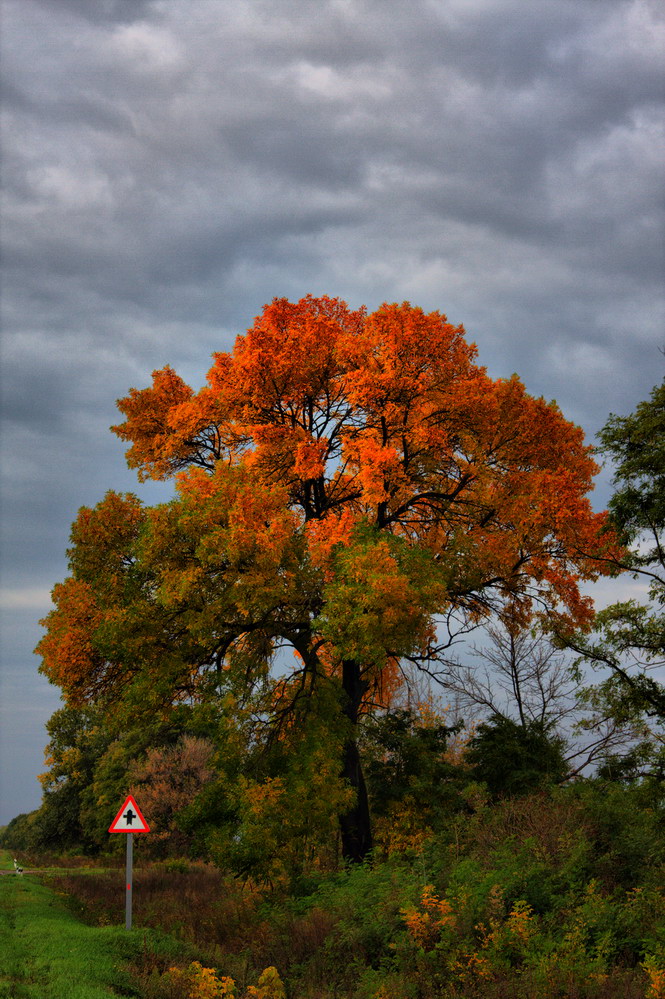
<box><xmin>1</xmin><ymin>0</ymin><xmax>663</xmax><ymax>821</ymax></box>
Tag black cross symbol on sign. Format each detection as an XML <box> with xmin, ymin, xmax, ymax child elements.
<box><xmin>123</xmin><ymin>808</ymin><xmax>136</xmax><ymax>826</ymax></box>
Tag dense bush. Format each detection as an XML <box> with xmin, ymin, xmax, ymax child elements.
<box><xmin>466</xmin><ymin>715</ymin><xmax>569</xmax><ymax>798</ymax></box>
<box><xmin>48</xmin><ymin>779</ymin><xmax>664</xmax><ymax>999</ymax></box>
<box><xmin>0</xmin><ymin>811</ymin><xmax>39</xmax><ymax>852</ymax></box>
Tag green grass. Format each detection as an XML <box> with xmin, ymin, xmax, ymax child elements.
<box><xmin>0</xmin><ymin>851</ymin><xmax>185</xmax><ymax>999</ymax></box>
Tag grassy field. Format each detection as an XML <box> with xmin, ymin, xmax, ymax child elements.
<box><xmin>0</xmin><ymin>851</ymin><xmax>188</xmax><ymax>999</ymax></box>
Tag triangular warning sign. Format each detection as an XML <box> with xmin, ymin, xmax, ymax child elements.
<box><xmin>109</xmin><ymin>794</ymin><xmax>150</xmax><ymax>833</ymax></box>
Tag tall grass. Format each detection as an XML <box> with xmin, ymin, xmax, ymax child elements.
<box><xmin>53</xmin><ymin>862</ymin><xmax>272</xmax><ymax>985</ymax></box>
<box><xmin>0</xmin><ymin>852</ymin><xmax>188</xmax><ymax>999</ymax></box>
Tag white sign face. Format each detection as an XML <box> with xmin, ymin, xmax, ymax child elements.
<box><xmin>109</xmin><ymin>794</ymin><xmax>150</xmax><ymax>833</ymax></box>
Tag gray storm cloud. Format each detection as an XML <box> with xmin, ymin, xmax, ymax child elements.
<box><xmin>1</xmin><ymin>0</ymin><xmax>663</xmax><ymax>821</ymax></box>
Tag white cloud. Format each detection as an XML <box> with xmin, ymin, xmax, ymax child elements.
<box><xmin>26</xmin><ymin>164</ymin><xmax>116</xmax><ymax>210</ymax></box>
<box><xmin>0</xmin><ymin>588</ymin><xmax>53</xmax><ymax>611</ymax></box>
<box><xmin>287</xmin><ymin>60</ymin><xmax>393</xmax><ymax>102</ymax></box>
<box><xmin>109</xmin><ymin>21</ymin><xmax>184</xmax><ymax>74</ymax></box>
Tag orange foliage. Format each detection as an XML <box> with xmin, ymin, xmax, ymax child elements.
<box><xmin>644</xmin><ymin>954</ymin><xmax>665</xmax><ymax>999</ymax></box>
<box><xmin>113</xmin><ymin>367</ymin><xmax>229</xmax><ymax>481</ymax></box>
<box><xmin>402</xmin><ymin>884</ymin><xmax>456</xmax><ymax>949</ymax></box>
<box><xmin>42</xmin><ymin>295</ymin><xmax>621</xmax><ymax>717</ymax></box>
<box><xmin>36</xmin><ymin>579</ymin><xmax>105</xmax><ymax>705</ymax></box>
<box><xmin>114</xmin><ymin>296</ymin><xmax>617</xmax><ymax>627</ymax></box>
<box><xmin>374</xmin><ymin>798</ymin><xmax>435</xmax><ymax>854</ymax></box>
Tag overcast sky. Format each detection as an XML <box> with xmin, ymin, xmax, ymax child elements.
<box><xmin>1</xmin><ymin>0</ymin><xmax>663</xmax><ymax>825</ymax></box>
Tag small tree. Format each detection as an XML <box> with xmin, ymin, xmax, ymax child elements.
<box><xmin>129</xmin><ymin>736</ymin><xmax>216</xmax><ymax>857</ymax></box>
<box><xmin>563</xmin><ymin>380</ymin><xmax>665</xmax><ymax>775</ymax></box>
<box><xmin>467</xmin><ymin>715</ymin><xmax>568</xmax><ymax>798</ymax></box>
<box><xmin>442</xmin><ymin>619</ymin><xmax>642</xmax><ymax>779</ymax></box>
<box><xmin>33</xmin><ymin>706</ymin><xmax>110</xmax><ymax>852</ymax></box>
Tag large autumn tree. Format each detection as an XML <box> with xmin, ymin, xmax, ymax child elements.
<box><xmin>38</xmin><ymin>296</ymin><xmax>619</xmax><ymax>863</ymax></box>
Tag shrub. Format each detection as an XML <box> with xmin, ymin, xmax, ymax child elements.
<box><xmin>466</xmin><ymin>715</ymin><xmax>568</xmax><ymax>798</ymax></box>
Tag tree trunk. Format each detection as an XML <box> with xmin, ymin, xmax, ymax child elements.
<box><xmin>339</xmin><ymin>659</ymin><xmax>373</xmax><ymax>863</ymax></box>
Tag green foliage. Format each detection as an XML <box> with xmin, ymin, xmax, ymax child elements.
<box><xmin>567</xmin><ymin>380</ymin><xmax>665</xmax><ymax>731</ymax></box>
<box><xmin>22</xmin><ymin>365</ymin><xmax>665</xmax><ymax>995</ymax></box>
<box><xmin>38</xmin><ymin>298</ymin><xmax>625</xmax><ymax>868</ymax></box>
<box><xmin>33</xmin><ymin>706</ymin><xmax>110</xmax><ymax>852</ymax></box>
<box><xmin>598</xmin><ymin>380</ymin><xmax>665</xmax><ymax>561</ymax></box>
<box><xmin>466</xmin><ymin>715</ymin><xmax>568</xmax><ymax>798</ymax></box>
<box><xmin>363</xmin><ymin>707</ymin><xmax>465</xmax><ymax>841</ymax></box>
<box><xmin>316</xmin><ymin>524</ymin><xmax>447</xmax><ymax>669</ymax></box>
<box><xmin>180</xmin><ymin>686</ymin><xmax>352</xmax><ymax>885</ymax></box>
<box><xmin>0</xmin><ymin>863</ymin><xmax>187</xmax><ymax>998</ymax></box>
<box><xmin>0</xmin><ymin>812</ymin><xmax>41</xmax><ymax>852</ymax></box>
<box><xmin>311</xmin><ymin>858</ymin><xmax>421</xmax><ymax>976</ymax></box>
<box><xmin>596</xmin><ymin>740</ymin><xmax>665</xmax><ymax>784</ymax></box>
<box><xmin>31</xmin><ymin>777</ymin><xmax>664</xmax><ymax>998</ymax></box>
<box><xmin>571</xmin><ymin>780</ymin><xmax>665</xmax><ymax>891</ymax></box>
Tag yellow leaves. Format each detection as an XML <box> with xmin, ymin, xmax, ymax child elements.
<box><xmin>38</xmin><ymin>745</ymin><xmax>83</xmax><ymax>791</ymax></box>
<box><xmin>164</xmin><ymin>962</ymin><xmax>284</xmax><ymax>999</ymax></box>
<box><xmin>165</xmin><ymin>963</ymin><xmax>235</xmax><ymax>998</ymax></box>
<box><xmin>374</xmin><ymin>798</ymin><xmax>434</xmax><ymax>855</ymax></box>
<box><xmin>317</xmin><ymin>528</ymin><xmax>446</xmax><ymax>683</ymax></box>
<box><xmin>165</xmin><ymin>963</ymin><xmax>285</xmax><ymax>999</ymax></box>
<box><xmin>159</xmin><ymin>563</ymin><xmax>207</xmax><ymax>607</ymax></box>
<box><xmin>496</xmin><ymin>899</ymin><xmax>537</xmax><ymax>948</ymax></box>
<box><xmin>401</xmin><ymin>882</ymin><xmax>540</xmax><ymax>992</ymax></box>
<box><xmin>449</xmin><ymin>951</ymin><xmax>493</xmax><ymax>984</ymax></box>
<box><xmin>147</xmin><ymin>464</ymin><xmax>307</xmax><ymax>628</ymax></box>
<box><xmin>245</xmin><ymin>967</ymin><xmax>286</xmax><ymax>999</ymax></box>
<box><xmin>242</xmin><ymin>776</ymin><xmax>285</xmax><ymax>818</ymax></box>
<box><xmin>226</xmin><ymin>708</ymin><xmax>353</xmax><ymax>881</ymax></box>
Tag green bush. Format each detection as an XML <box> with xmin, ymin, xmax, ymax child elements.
<box><xmin>466</xmin><ymin>715</ymin><xmax>568</xmax><ymax>799</ymax></box>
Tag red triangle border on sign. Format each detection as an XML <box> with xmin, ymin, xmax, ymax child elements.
<box><xmin>109</xmin><ymin>794</ymin><xmax>151</xmax><ymax>833</ymax></box>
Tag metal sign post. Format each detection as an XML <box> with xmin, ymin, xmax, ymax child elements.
<box><xmin>125</xmin><ymin>832</ymin><xmax>133</xmax><ymax>930</ymax></box>
<box><xmin>108</xmin><ymin>794</ymin><xmax>150</xmax><ymax>930</ymax></box>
